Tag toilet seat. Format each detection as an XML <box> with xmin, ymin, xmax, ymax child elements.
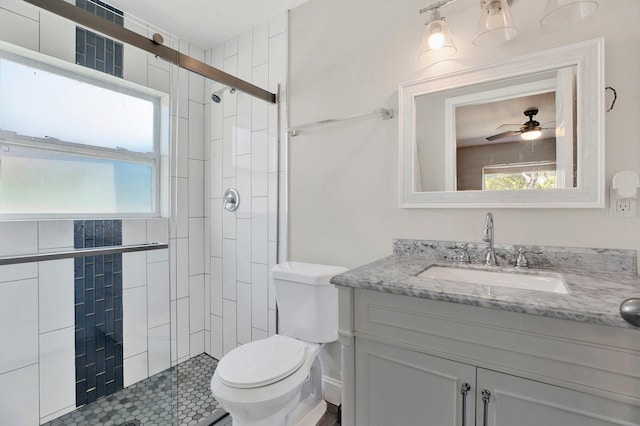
<box><xmin>217</xmin><ymin>335</ymin><xmax>306</xmax><ymax>389</ymax></box>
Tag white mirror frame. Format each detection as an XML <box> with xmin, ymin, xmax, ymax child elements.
<box><xmin>399</xmin><ymin>38</ymin><xmax>604</xmax><ymax>208</ymax></box>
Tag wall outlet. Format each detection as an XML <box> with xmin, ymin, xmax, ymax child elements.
<box><xmin>617</xmin><ymin>200</ymin><xmax>631</xmax><ymax>212</ymax></box>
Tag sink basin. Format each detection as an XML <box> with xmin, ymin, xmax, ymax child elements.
<box><xmin>417</xmin><ymin>265</ymin><xmax>568</xmax><ymax>294</ymax></box>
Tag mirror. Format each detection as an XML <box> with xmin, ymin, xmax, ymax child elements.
<box><xmin>399</xmin><ymin>38</ymin><xmax>604</xmax><ymax>208</ymax></box>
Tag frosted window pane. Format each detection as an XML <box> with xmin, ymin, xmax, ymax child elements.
<box><xmin>0</xmin><ymin>59</ymin><xmax>154</xmax><ymax>153</ymax></box>
<box><xmin>0</xmin><ymin>146</ymin><xmax>153</xmax><ymax>214</ymax></box>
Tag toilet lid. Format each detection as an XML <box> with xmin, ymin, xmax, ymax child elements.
<box><xmin>216</xmin><ymin>335</ymin><xmax>306</xmax><ymax>389</ymax></box>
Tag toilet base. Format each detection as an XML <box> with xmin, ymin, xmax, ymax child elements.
<box><xmin>293</xmin><ymin>399</ymin><xmax>327</xmax><ymax>426</ymax></box>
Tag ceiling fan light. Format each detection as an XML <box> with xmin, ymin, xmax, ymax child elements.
<box><xmin>540</xmin><ymin>0</ymin><xmax>598</xmax><ymax>27</ymax></box>
<box><xmin>473</xmin><ymin>0</ymin><xmax>518</xmax><ymax>47</ymax></box>
<box><xmin>420</xmin><ymin>9</ymin><xmax>457</xmax><ymax>64</ymax></box>
<box><xmin>521</xmin><ymin>129</ymin><xmax>542</xmax><ymax>140</ymax></box>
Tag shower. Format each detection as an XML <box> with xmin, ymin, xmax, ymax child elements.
<box><xmin>211</xmin><ymin>86</ymin><xmax>236</xmax><ymax>103</ymax></box>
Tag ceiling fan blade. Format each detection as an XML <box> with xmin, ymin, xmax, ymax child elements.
<box><xmin>486</xmin><ymin>130</ymin><xmax>519</xmax><ymax>141</ymax></box>
<box><xmin>497</xmin><ymin>123</ymin><xmax>521</xmax><ymax>131</ymax></box>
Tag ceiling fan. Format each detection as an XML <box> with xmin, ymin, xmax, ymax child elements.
<box><xmin>486</xmin><ymin>108</ymin><xmax>553</xmax><ymax>142</ymax></box>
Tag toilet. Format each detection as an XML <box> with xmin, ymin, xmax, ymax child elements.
<box><xmin>210</xmin><ymin>261</ymin><xmax>348</xmax><ymax>426</ymax></box>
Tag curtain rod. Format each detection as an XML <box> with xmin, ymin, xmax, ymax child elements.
<box><xmin>22</xmin><ymin>0</ymin><xmax>276</xmax><ymax>104</ymax></box>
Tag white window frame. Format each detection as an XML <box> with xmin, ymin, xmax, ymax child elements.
<box><xmin>0</xmin><ymin>40</ymin><xmax>170</xmax><ymax>219</ymax></box>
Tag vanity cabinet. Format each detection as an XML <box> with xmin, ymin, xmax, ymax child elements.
<box><xmin>338</xmin><ymin>288</ymin><xmax>640</xmax><ymax>426</ymax></box>
<box><xmin>355</xmin><ymin>337</ymin><xmax>475</xmax><ymax>425</ymax></box>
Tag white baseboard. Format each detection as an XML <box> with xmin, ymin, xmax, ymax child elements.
<box><xmin>321</xmin><ymin>375</ymin><xmax>342</xmax><ymax>406</ymax></box>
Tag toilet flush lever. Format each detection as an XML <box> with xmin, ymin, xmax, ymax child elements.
<box><xmin>223</xmin><ymin>188</ymin><xmax>240</xmax><ymax>212</ymax></box>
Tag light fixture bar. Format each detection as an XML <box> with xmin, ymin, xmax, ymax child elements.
<box><xmin>21</xmin><ymin>0</ymin><xmax>277</xmax><ymax>104</ymax></box>
<box><xmin>420</xmin><ymin>0</ymin><xmax>457</xmax><ymax>15</ymax></box>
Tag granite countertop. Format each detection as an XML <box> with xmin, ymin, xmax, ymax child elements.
<box><xmin>330</xmin><ymin>240</ymin><xmax>640</xmax><ymax>329</ymax></box>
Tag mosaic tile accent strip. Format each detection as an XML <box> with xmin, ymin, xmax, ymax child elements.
<box><xmin>44</xmin><ymin>354</ymin><xmax>228</xmax><ymax>426</ymax></box>
<box><xmin>75</xmin><ymin>0</ymin><xmax>124</xmax><ymax>77</ymax></box>
<box><xmin>74</xmin><ymin>220</ymin><xmax>123</xmax><ymax>407</ymax></box>
<box><xmin>76</xmin><ymin>0</ymin><xmax>124</xmax><ymax>26</ymax></box>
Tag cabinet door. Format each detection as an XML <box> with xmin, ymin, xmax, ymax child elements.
<box><xmin>355</xmin><ymin>338</ymin><xmax>476</xmax><ymax>426</ymax></box>
<box><xmin>477</xmin><ymin>369</ymin><xmax>640</xmax><ymax>426</ymax></box>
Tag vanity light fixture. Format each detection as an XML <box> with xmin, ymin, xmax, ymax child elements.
<box><xmin>419</xmin><ymin>4</ymin><xmax>457</xmax><ymax>63</ymax></box>
<box><xmin>540</xmin><ymin>0</ymin><xmax>598</xmax><ymax>27</ymax></box>
<box><xmin>473</xmin><ymin>0</ymin><xmax>518</xmax><ymax>47</ymax></box>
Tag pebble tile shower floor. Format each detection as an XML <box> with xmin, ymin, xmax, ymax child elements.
<box><xmin>44</xmin><ymin>354</ymin><xmax>228</xmax><ymax>426</ymax></box>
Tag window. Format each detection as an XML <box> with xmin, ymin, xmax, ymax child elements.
<box><xmin>0</xmin><ymin>44</ymin><xmax>167</xmax><ymax>217</ymax></box>
<box><xmin>483</xmin><ymin>161</ymin><xmax>557</xmax><ymax>191</ymax></box>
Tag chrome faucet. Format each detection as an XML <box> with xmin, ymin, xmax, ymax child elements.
<box><xmin>482</xmin><ymin>212</ymin><xmax>497</xmax><ymax>266</ymax></box>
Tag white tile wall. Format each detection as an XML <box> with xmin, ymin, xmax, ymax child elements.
<box><xmin>176</xmin><ymin>177</ymin><xmax>190</xmax><ymax>238</ymax></box>
<box><xmin>38</xmin><ymin>220</ymin><xmax>73</xmax><ymax>250</ymax></box>
<box><xmin>189</xmin><ymin>275</ymin><xmax>205</xmax><ymax>334</ymax></box>
<box><xmin>0</xmin><ymin>221</ymin><xmax>37</xmax><ymax>255</ymax></box>
<box><xmin>222</xmin><ymin>299</ymin><xmax>237</xmax><ymax>354</ymax></box>
<box><xmin>222</xmin><ymin>117</ymin><xmax>237</xmax><ymax>178</ymax></box>
<box><xmin>147</xmin><ymin>261</ymin><xmax>170</xmax><ymax>329</ymax></box>
<box><xmin>123</xmin><ymin>285</ymin><xmax>148</xmax><ymax>359</ymax></box>
<box><xmin>38</xmin><ymin>259</ymin><xmax>74</xmax><ymax>333</ymax></box>
<box><xmin>236</xmin><ymin>155</ymin><xmax>252</xmax><ymax>220</ymax></box>
<box><xmin>0</xmin><ymin>364</ymin><xmax>39</xmax><ymax>426</ymax></box>
<box><xmin>188</xmin><ymin>159</ymin><xmax>205</xmax><ymax>217</ymax></box>
<box><xmin>177</xmin><ymin>117</ymin><xmax>189</xmax><ymax>178</ymax></box>
<box><xmin>177</xmin><ymin>297</ymin><xmax>190</xmax><ymax>360</ymax></box>
<box><xmin>123</xmin><ymin>252</ymin><xmax>147</xmax><ymax>289</ymax></box>
<box><xmin>123</xmin><ymin>352</ymin><xmax>148</xmax><ymax>388</ymax></box>
<box><xmin>148</xmin><ymin>323</ymin><xmax>171</xmax><ymax>376</ymax></box>
<box><xmin>188</xmin><ymin>218</ymin><xmax>205</xmax><ymax>275</ymax></box>
<box><xmin>211</xmin><ymin>257</ymin><xmax>223</xmax><ymax>317</ymax></box>
<box><xmin>190</xmin><ymin>330</ymin><xmax>205</xmax><ymax>356</ymax></box>
<box><xmin>206</xmin><ymin>12</ymin><xmax>288</xmax><ymax>359</ymax></box>
<box><xmin>251</xmin><ymin>197</ymin><xmax>269</xmax><ymax>264</ymax></box>
<box><xmin>251</xmin><ymin>65</ymin><xmax>269</xmax><ymax>131</ymax></box>
<box><xmin>189</xmin><ymin>101</ymin><xmax>205</xmax><ymax>160</ymax></box>
<box><xmin>236</xmin><ymin>282</ymin><xmax>252</xmax><ymax>344</ymax></box>
<box><xmin>238</xmin><ymin>30</ymin><xmax>253</xmax><ymax>81</ymax></box>
<box><xmin>39</xmin><ymin>327</ymin><xmax>75</xmax><ymax>417</ymax></box>
<box><xmin>252</xmin><ymin>22</ymin><xmax>269</xmax><ymax>66</ymax></box>
<box><xmin>251</xmin><ymin>263</ymin><xmax>269</xmax><ymax>332</ymax></box>
<box><xmin>0</xmin><ymin>278</ymin><xmax>38</xmax><ymax>374</ymax></box>
<box><xmin>210</xmin><ymin>314</ymin><xmax>223</xmax><ymax>359</ymax></box>
<box><xmin>237</xmin><ymin>219</ymin><xmax>252</xmax><ymax>283</ymax></box>
<box><xmin>252</xmin><ymin>130</ymin><xmax>269</xmax><ymax>197</ymax></box>
<box><xmin>122</xmin><ymin>219</ymin><xmax>147</xmax><ymax>244</ymax></box>
<box><xmin>222</xmin><ymin>239</ymin><xmax>237</xmax><ymax>300</ymax></box>
<box><xmin>176</xmin><ymin>237</ymin><xmax>190</xmax><ymax>299</ymax></box>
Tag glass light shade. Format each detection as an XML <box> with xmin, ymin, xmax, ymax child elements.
<box><xmin>473</xmin><ymin>0</ymin><xmax>518</xmax><ymax>47</ymax></box>
<box><xmin>521</xmin><ymin>129</ymin><xmax>542</xmax><ymax>140</ymax></box>
<box><xmin>540</xmin><ymin>0</ymin><xmax>598</xmax><ymax>27</ymax></box>
<box><xmin>419</xmin><ymin>15</ymin><xmax>457</xmax><ymax>64</ymax></box>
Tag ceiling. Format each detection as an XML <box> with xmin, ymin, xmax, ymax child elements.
<box><xmin>105</xmin><ymin>0</ymin><xmax>309</xmax><ymax>49</ymax></box>
<box><xmin>455</xmin><ymin>92</ymin><xmax>557</xmax><ymax>147</ymax></box>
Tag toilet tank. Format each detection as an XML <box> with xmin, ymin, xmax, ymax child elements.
<box><xmin>271</xmin><ymin>262</ymin><xmax>348</xmax><ymax>343</ymax></box>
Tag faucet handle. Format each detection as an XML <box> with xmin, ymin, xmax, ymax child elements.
<box><xmin>458</xmin><ymin>244</ymin><xmax>470</xmax><ymax>263</ymax></box>
<box><xmin>516</xmin><ymin>247</ymin><xmax>529</xmax><ymax>269</ymax></box>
